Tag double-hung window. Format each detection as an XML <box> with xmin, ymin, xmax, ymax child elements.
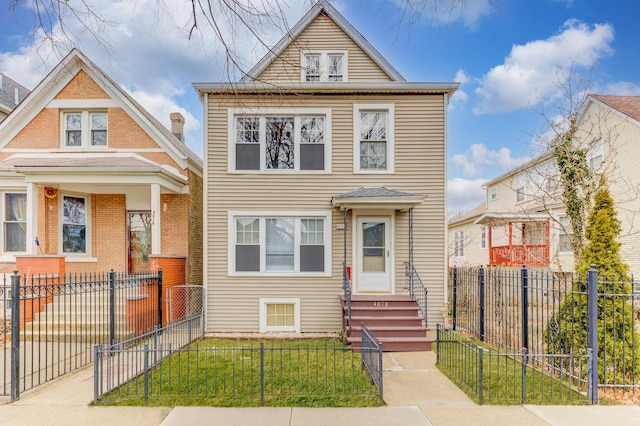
<box><xmin>354</xmin><ymin>104</ymin><xmax>394</xmax><ymax>173</ymax></box>
<box><xmin>453</xmin><ymin>230</ymin><xmax>464</xmax><ymax>257</ymax></box>
<box><xmin>558</xmin><ymin>215</ymin><xmax>573</xmax><ymax>253</ymax></box>
<box><xmin>480</xmin><ymin>227</ymin><xmax>487</xmax><ymax>249</ymax></box>
<box><xmin>62</xmin><ymin>111</ymin><xmax>108</xmax><ymax>148</ymax></box>
<box><xmin>231</xmin><ymin>109</ymin><xmax>331</xmax><ymax>172</ymax></box>
<box><xmin>3</xmin><ymin>193</ymin><xmax>26</xmax><ymax>253</ymax></box>
<box><xmin>62</xmin><ymin>195</ymin><xmax>87</xmax><ymax>254</ymax></box>
<box><xmin>230</xmin><ymin>211</ymin><xmax>331</xmax><ymax>275</ymax></box>
<box><xmin>589</xmin><ymin>140</ymin><xmax>603</xmax><ymax>170</ymax></box>
<box><xmin>301</xmin><ymin>51</ymin><xmax>347</xmax><ymax>82</ymax></box>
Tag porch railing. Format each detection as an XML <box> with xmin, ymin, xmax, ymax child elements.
<box><xmin>489</xmin><ymin>244</ymin><xmax>549</xmax><ymax>266</ymax></box>
<box><xmin>404</xmin><ymin>262</ymin><xmax>428</xmax><ymax>324</ymax></box>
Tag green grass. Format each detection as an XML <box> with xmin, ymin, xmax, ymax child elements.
<box><xmin>437</xmin><ymin>331</ymin><xmax>590</xmax><ymax>405</ymax></box>
<box><xmin>96</xmin><ymin>338</ymin><xmax>383</xmax><ymax>407</ymax></box>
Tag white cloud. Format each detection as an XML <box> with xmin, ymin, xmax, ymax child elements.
<box><xmin>451</xmin><ymin>143</ymin><xmax>530</xmax><ymax>177</ymax></box>
<box><xmin>0</xmin><ymin>0</ymin><xmax>310</xmax><ymax>156</ymax></box>
<box><xmin>449</xmin><ymin>69</ymin><xmax>469</xmax><ymax>110</ymax></box>
<box><xmin>390</xmin><ymin>0</ymin><xmax>493</xmax><ymax>29</ymax></box>
<box><xmin>600</xmin><ymin>81</ymin><xmax>640</xmax><ymax>96</ymax></box>
<box><xmin>474</xmin><ymin>20</ymin><xmax>614</xmax><ymax>114</ymax></box>
<box><xmin>447</xmin><ymin>177</ymin><xmax>486</xmax><ymax>212</ymax></box>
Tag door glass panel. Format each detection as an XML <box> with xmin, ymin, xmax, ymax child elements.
<box><xmin>362</xmin><ymin>222</ymin><xmax>385</xmax><ymax>272</ymax></box>
<box><xmin>129</xmin><ymin>212</ymin><xmax>152</xmax><ymax>274</ymax></box>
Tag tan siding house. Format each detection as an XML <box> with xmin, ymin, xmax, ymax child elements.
<box><xmin>196</xmin><ymin>3</ymin><xmax>457</xmax><ymax>333</ymax></box>
<box><xmin>0</xmin><ymin>49</ymin><xmax>203</xmax><ymax>284</ymax></box>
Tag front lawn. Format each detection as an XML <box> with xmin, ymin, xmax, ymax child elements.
<box><xmin>97</xmin><ymin>338</ymin><xmax>383</xmax><ymax>407</ymax></box>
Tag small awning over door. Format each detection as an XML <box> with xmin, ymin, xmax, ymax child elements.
<box><xmin>331</xmin><ymin>187</ymin><xmax>424</xmax><ymax>211</ymax></box>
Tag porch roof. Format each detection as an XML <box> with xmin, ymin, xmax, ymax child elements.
<box><xmin>0</xmin><ymin>154</ymin><xmax>188</xmax><ymax>193</ymax></box>
<box><xmin>331</xmin><ymin>187</ymin><xmax>424</xmax><ymax>211</ymax></box>
<box><xmin>474</xmin><ymin>212</ymin><xmax>550</xmax><ymax>226</ymax></box>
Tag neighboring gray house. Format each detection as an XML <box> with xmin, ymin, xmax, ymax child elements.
<box><xmin>0</xmin><ymin>73</ymin><xmax>30</xmax><ymax>122</ymax></box>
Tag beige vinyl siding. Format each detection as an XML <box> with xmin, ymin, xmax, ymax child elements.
<box><xmin>205</xmin><ymin>93</ymin><xmax>446</xmax><ymax>332</ymax></box>
<box><xmin>256</xmin><ymin>13</ymin><xmax>393</xmax><ymax>82</ymax></box>
<box><xmin>582</xmin><ymin>103</ymin><xmax>640</xmax><ymax>275</ymax></box>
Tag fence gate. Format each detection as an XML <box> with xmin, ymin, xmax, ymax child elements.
<box><xmin>167</xmin><ymin>285</ymin><xmax>203</xmax><ymax>324</ymax></box>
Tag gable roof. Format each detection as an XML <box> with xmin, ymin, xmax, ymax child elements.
<box><xmin>0</xmin><ymin>49</ymin><xmax>202</xmax><ymax>172</ymax></box>
<box><xmin>0</xmin><ymin>73</ymin><xmax>30</xmax><ymax>116</ymax></box>
<box><xmin>241</xmin><ymin>0</ymin><xmax>405</xmax><ymax>82</ymax></box>
<box><xmin>589</xmin><ymin>95</ymin><xmax>640</xmax><ymax>124</ymax></box>
<box><xmin>449</xmin><ymin>201</ymin><xmax>486</xmax><ymax>226</ymax></box>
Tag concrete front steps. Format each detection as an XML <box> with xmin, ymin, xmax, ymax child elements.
<box><xmin>341</xmin><ymin>295</ymin><xmax>433</xmax><ymax>352</ymax></box>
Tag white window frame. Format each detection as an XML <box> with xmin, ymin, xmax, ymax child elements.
<box><xmin>228</xmin><ymin>108</ymin><xmax>332</xmax><ymax>173</ymax></box>
<box><xmin>589</xmin><ymin>140</ymin><xmax>603</xmax><ymax>171</ymax></box>
<box><xmin>454</xmin><ymin>230</ymin><xmax>464</xmax><ymax>257</ymax></box>
<box><xmin>490</xmin><ymin>187</ymin><xmax>498</xmax><ymax>201</ymax></box>
<box><xmin>558</xmin><ymin>215</ymin><xmax>573</xmax><ymax>253</ymax></box>
<box><xmin>300</xmin><ymin>50</ymin><xmax>348</xmax><ymax>82</ymax></box>
<box><xmin>259</xmin><ymin>298</ymin><xmax>301</xmax><ymax>333</ymax></box>
<box><xmin>480</xmin><ymin>226</ymin><xmax>487</xmax><ymax>249</ymax></box>
<box><xmin>516</xmin><ymin>187</ymin><xmax>525</xmax><ymax>203</ymax></box>
<box><xmin>353</xmin><ymin>104</ymin><xmax>395</xmax><ymax>174</ymax></box>
<box><xmin>61</xmin><ymin>110</ymin><xmax>108</xmax><ymax>149</ymax></box>
<box><xmin>60</xmin><ymin>193</ymin><xmax>91</xmax><ymax>257</ymax></box>
<box><xmin>2</xmin><ymin>192</ymin><xmax>27</xmax><ymax>254</ymax></box>
<box><xmin>228</xmin><ymin>210</ymin><xmax>332</xmax><ymax>276</ymax></box>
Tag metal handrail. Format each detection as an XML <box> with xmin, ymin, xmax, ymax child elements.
<box><xmin>404</xmin><ymin>262</ymin><xmax>428</xmax><ymax>324</ymax></box>
<box><xmin>361</xmin><ymin>323</ymin><xmax>383</xmax><ymax>399</ymax></box>
<box><xmin>342</xmin><ymin>264</ymin><xmax>352</xmax><ymax>332</ymax></box>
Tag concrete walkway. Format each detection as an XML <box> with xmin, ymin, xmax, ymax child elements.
<box><xmin>2</xmin><ymin>351</ymin><xmax>640</xmax><ymax>425</ymax></box>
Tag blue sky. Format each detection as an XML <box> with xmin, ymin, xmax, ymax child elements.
<box><xmin>1</xmin><ymin>0</ymin><xmax>639</xmax><ymax>212</ymax></box>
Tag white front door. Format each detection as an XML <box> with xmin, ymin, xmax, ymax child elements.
<box><xmin>356</xmin><ymin>216</ymin><xmax>392</xmax><ymax>293</ymax></box>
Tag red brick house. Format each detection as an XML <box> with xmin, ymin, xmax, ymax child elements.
<box><xmin>0</xmin><ymin>49</ymin><xmax>202</xmax><ymax>284</ymax></box>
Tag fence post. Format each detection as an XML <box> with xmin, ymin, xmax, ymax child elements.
<box><xmin>521</xmin><ymin>265</ymin><xmax>529</xmax><ymax>352</ymax></box>
<box><xmin>260</xmin><ymin>342</ymin><xmax>265</xmax><ymax>406</ymax></box>
<box><xmin>144</xmin><ymin>344</ymin><xmax>149</xmax><ymax>404</ymax></box>
<box><xmin>94</xmin><ymin>345</ymin><xmax>100</xmax><ymax>404</ymax></box>
<box><xmin>10</xmin><ymin>270</ymin><xmax>20</xmax><ymax>402</ymax></box>
<box><xmin>452</xmin><ymin>267</ymin><xmax>458</xmax><ymax>331</ymax></box>
<box><xmin>521</xmin><ymin>347</ymin><xmax>528</xmax><ymax>403</ymax></box>
<box><xmin>478</xmin><ymin>347</ymin><xmax>484</xmax><ymax>405</ymax></box>
<box><xmin>109</xmin><ymin>269</ymin><xmax>115</xmax><ymax>346</ymax></box>
<box><xmin>479</xmin><ymin>266</ymin><xmax>485</xmax><ymax>342</ymax></box>
<box><xmin>587</xmin><ymin>265</ymin><xmax>599</xmax><ymax>404</ymax></box>
<box><xmin>157</xmin><ymin>269</ymin><xmax>163</xmax><ymax>329</ymax></box>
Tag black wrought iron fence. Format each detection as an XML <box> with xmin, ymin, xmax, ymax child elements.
<box><xmin>447</xmin><ymin>266</ymin><xmax>640</xmax><ymax>399</ymax></box>
<box><xmin>1</xmin><ymin>269</ymin><xmax>168</xmax><ymax>400</ymax></box>
<box><xmin>360</xmin><ymin>323</ymin><xmax>383</xmax><ymax>399</ymax></box>
<box><xmin>436</xmin><ymin>325</ymin><xmax>591</xmax><ymax>404</ymax></box>
<box><xmin>95</xmin><ymin>338</ymin><xmax>380</xmax><ymax>405</ymax></box>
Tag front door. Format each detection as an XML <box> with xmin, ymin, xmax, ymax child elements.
<box><xmin>128</xmin><ymin>211</ymin><xmax>152</xmax><ymax>274</ymax></box>
<box><xmin>356</xmin><ymin>216</ymin><xmax>392</xmax><ymax>293</ymax></box>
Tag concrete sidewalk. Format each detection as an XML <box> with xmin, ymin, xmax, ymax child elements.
<box><xmin>2</xmin><ymin>351</ymin><xmax>640</xmax><ymax>425</ymax></box>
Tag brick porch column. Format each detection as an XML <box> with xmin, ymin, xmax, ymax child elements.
<box><xmin>150</xmin><ymin>255</ymin><xmax>186</xmax><ymax>324</ymax></box>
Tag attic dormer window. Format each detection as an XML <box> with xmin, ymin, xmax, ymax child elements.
<box><xmin>301</xmin><ymin>51</ymin><xmax>347</xmax><ymax>82</ymax></box>
<box><xmin>304</xmin><ymin>54</ymin><xmax>321</xmax><ymax>81</ymax></box>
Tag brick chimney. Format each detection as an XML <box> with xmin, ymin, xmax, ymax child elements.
<box><xmin>170</xmin><ymin>112</ymin><xmax>185</xmax><ymax>142</ymax></box>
